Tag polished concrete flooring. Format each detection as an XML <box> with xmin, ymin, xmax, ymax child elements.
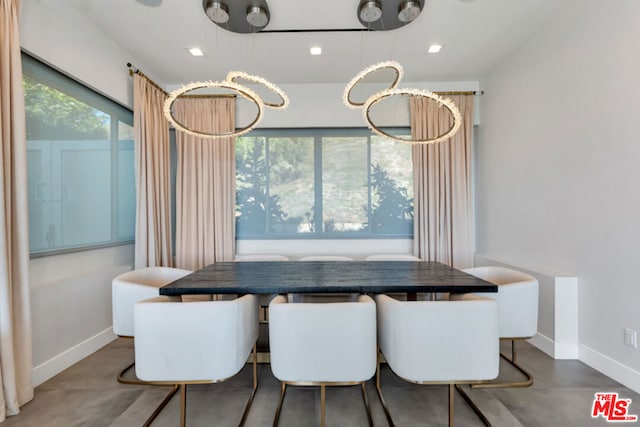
<box><xmin>5</xmin><ymin>339</ymin><xmax>639</xmax><ymax>426</ymax></box>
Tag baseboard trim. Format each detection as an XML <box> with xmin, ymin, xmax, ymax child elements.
<box><xmin>579</xmin><ymin>343</ymin><xmax>640</xmax><ymax>394</ymax></box>
<box><xmin>32</xmin><ymin>328</ymin><xmax>117</xmax><ymax>387</ymax></box>
<box><xmin>528</xmin><ymin>332</ymin><xmax>579</xmax><ymax>360</ymax></box>
<box><xmin>528</xmin><ymin>333</ymin><xmax>555</xmax><ymax>357</ymax></box>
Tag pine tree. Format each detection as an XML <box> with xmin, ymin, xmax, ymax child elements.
<box><xmin>236</xmin><ymin>138</ymin><xmax>287</xmax><ymax>235</ymax></box>
<box><xmin>368</xmin><ymin>163</ymin><xmax>413</xmax><ymax>234</ymax></box>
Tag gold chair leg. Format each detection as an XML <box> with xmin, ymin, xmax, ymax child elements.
<box><xmin>273</xmin><ymin>382</ymin><xmax>287</xmax><ymax>427</ymax></box>
<box><xmin>361</xmin><ymin>382</ymin><xmax>373</xmax><ymax>427</ymax></box>
<box><xmin>320</xmin><ymin>384</ymin><xmax>326</xmax><ymax>427</ymax></box>
<box><xmin>471</xmin><ymin>339</ymin><xmax>533</xmax><ymax>389</ymax></box>
<box><xmin>180</xmin><ymin>384</ymin><xmax>187</xmax><ymax>427</ymax></box>
<box><xmin>116</xmin><ymin>336</ymin><xmax>152</xmax><ymax>386</ymax></box>
<box><xmin>448</xmin><ymin>384</ymin><xmax>455</xmax><ymax>427</ymax></box>
<box><xmin>116</xmin><ymin>336</ymin><xmax>143</xmax><ymax>385</ymax></box>
<box><xmin>142</xmin><ymin>345</ymin><xmax>258</xmax><ymax>427</ymax></box>
<box><xmin>117</xmin><ymin>361</ymin><xmax>148</xmax><ymax>385</ymax></box>
<box><xmin>375</xmin><ymin>348</ymin><xmax>395</xmax><ymax>427</ymax></box>
<box><xmin>454</xmin><ymin>384</ymin><xmax>492</xmax><ymax>426</ymax></box>
<box><xmin>239</xmin><ymin>344</ymin><xmax>258</xmax><ymax>426</ymax></box>
<box><xmin>378</xmin><ymin>342</ymin><xmax>491</xmax><ymax>427</ymax></box>
<box><xmin>141</xmin><ymin>384</ymin><xmax>180</xmax><ymax>427</ymax></box>
<box><xmin>273</xmin><ymin>378</ymin><xmax>372</xmax><ymax>427</ymax></box>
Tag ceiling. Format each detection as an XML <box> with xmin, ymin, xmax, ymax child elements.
<box><xmin>65</xmin><ymin>0</ymin><xmax>561</xmax><ymax>87</ymax></box>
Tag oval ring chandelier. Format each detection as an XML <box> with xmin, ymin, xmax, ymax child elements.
<box><xmin>343</xmin><ymin>60</ymin><xmax>404</xmax><ymax>109</ymax></box>
<box><xmin>226</xmin><ymin>71</ymin><xmax>290</xmax><ymax>109</ymax></box>
<box><xmin>164</xmin><ymin>74</ymin><xmax>288</xmax><ymax>139</ymax></box>
<box><xmin>343</xmin><ymin>61</ymin><xmax>463</xmax><ymax>144</ymax></box>
<box><xmin>364</xmin><ymin>87</ymin><xmax>462</xmax><ymax>144</ymax></box>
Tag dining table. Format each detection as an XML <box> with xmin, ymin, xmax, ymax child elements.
<box><xmin>159</xmin><ymin>260</ymin><xmax>498</xmax><ymax>296</ymax></box>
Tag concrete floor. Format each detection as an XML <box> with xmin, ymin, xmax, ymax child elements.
<box><xmin>4</xmin><ymin>339</ymin><xmax>639</xmax><ymax>426</ymax></box>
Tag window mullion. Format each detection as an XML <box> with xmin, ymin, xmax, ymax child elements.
<box><xmin>314</xmin><ymin>135</ymin><xmax>323</xmax><ymax>234</ymax></box>
<box><xmin>110</xmin><ymin>115</ymin><xmax>118</xmax><ymax>242</ymax></box>
<box><xmin>265</xmin><ymin>137</ymin><xmax>271</xmax><ymax>234</ymax></box>
<box><xmin>367</xmin><ymin>135</ymin><xmax>372</xmax><ymax>235</ymax></box>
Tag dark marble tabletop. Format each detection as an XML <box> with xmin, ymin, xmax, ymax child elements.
<box><xmin>159</xmin><ymin>261</ymin><xmax>497</xmax><ymax>296</ymax></box>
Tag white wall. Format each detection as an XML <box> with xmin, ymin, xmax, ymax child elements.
<box><xmin>236</xmin><ymin>239</ymin><xmax>413</xmax><ymax>259</ymax></box>
<box><xmin>30</xmin><ymin>245</ymin><xmax>134</xmax><ymax>386</ymax></box>
<box><xmin>245</xmin><ymin>81</ymin><xmax>481</xmax><ymax>129</ymax></box>
<box><xmin>476</xmin><ymin>0</ymin><xmax>640</xmax><ymax>392</ymax></box>
<box><xmin>20</xmin><ymin>0</ymin><xmax>143</xmax><ymax>107</ymax></box>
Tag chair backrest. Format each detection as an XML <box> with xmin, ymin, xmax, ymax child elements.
<box><xmin>365</xmin><ymin>254</ymin><xmax>421</xmax><ymax>261</ymax></box>
<box><xmin>269</xmin><ymin>295</ymin><xmax>376</xmax><ymax>383</ymax></box>
<box><xmin>114</xmin><ymin>266</ymin><xmax>193</xmax><ymax>287</ymax></box>
<box><xmin>462</xmin><ymin>266</ymin><xmax>539</xmax><ymax>338</ymax></box>
<box><xmin>375</xmin><ymin>294</ymin><xmax>499</xmax><ymax>383</ymax></box>
<box><xmin>112</xmin><ymin>267</ymin><xmax>192</xmax><ymax>337</ymax></box>
<box><xmin>462</xmin><ymin>266</ymin><xmax>534</xmax><ymax>285</ymax></box>
<box><xmin>235</xmin><ymin>254</ymin><xmax>290</xmax><ymax>262</ymax></box>
<box><xmin>298</xmin><ymin>255</ymin><xmax>354</xmax><ymax>261</ymax></box>
<box><xmin>134</xmin><ymin>294</ymin><xmax>258</xmax><ymax>382</ymax></box>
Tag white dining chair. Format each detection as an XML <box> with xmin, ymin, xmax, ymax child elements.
<box><xmin>294</xmin><ymin>256</ymin><xmax>355</xmax><ymax>303</ymax></box>
<box><xmin>235</xmin><ymin>254</ymin><xmax>290</xmax><ymax>319</ymax></box>
<box><xmin>365</xmin><ymin>254</ymin><xmax>421</xmax><ymax>261</ymax></box>
<box><xmin>298</xmin><ymin>255</ymin><xmax>354</xmax><ymax>261</ymax></box>
<box><xmin>112</xmin><ymin>266</ymin><xmax>192</xmax><ymax>383</ymax></box>
<box><xmin>457</xmin><ymin>266</ymin><xmax>539</xmax><ymax>388</ymax></box>
<box><xmin>234</xmin><ymin>254</ymin><xmax>290</xmax><ymax>262</ymax></box>
<box><xmin>134</xmin><ymin>294</ymin><xmax>259</xmax><ymax>427</ymax></box>
<box><xmin>375</xmin><ymin>293</ymin><xmax>499</xmax><ymax>427</ymax></box>
<box><xmin>365</xmin><ymin>254</ymin><xmax>432</xmax><ymax>300</ymax></box>
<box><xmin>269</xmin><ymin>294</ymin><xmax>376</xmax><ymax>427</ymax></box>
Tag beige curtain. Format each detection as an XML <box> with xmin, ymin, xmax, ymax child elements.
<box><xmin>174</xmin><ymin>97</ymin><xmax>236</xmax><ymax>270</ymax></box>
<box><xmin>411</xmin><ymin>95</ymin><xmax>474</xmax><ymax>268</ymax></box>
<box><xmin>0</xmin><ymin>0</ymin><xmax>34</xmax><ymax>420</ymax></box>
<box><xmin>133</xmin><ymin>74</ymin><xmax>173</xmax><ymax>268</ymax></box>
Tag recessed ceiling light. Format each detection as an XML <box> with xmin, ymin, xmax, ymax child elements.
<box><xmin>310</xmin><ymin>46</ymin><xmax>322</xmax><ymax>56</ymax></box>
<box><xmin>188</xmin><ymin>47</ymin><xmax>204</xmax><ymax>57</ymax></box>
<box><xmin>427</xmin><ymin>44</ymin><xmax>442</xmax><ymax>54</ymax></box>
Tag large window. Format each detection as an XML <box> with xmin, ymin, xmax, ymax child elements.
<box><xmin>235</xmin><ymin>128</ymin><xmax>413</xmax><ymax>238</ymax></box>
<box><xmin>22</xmin><ymin>54</ymin><xmax>135</xmax><ymax>255</ymax></box>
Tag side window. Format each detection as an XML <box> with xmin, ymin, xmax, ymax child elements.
<box><xmin>23</xmin><ymin>54</ymin><xmax>135</xmax><ymax>255</ymax></box>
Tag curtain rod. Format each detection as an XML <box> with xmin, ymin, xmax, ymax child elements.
<box><xmin>127</xmin><ymin>62</ymin><xmax>169</xmax><ymax>96</ymax></box>
<box><xmin>126</xmin><ymin>63</ymin><xmax>484</xmax><ymax>98</ymax></box>
<box><xmin>127</xmin><ymin>63</ymin><xmax>236</xmax><ymax>98</ymax></box>
<box><xmin>434</xmin><ymin>91</ymin><xmax>484</xmax><ymax>96</ymax></box>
